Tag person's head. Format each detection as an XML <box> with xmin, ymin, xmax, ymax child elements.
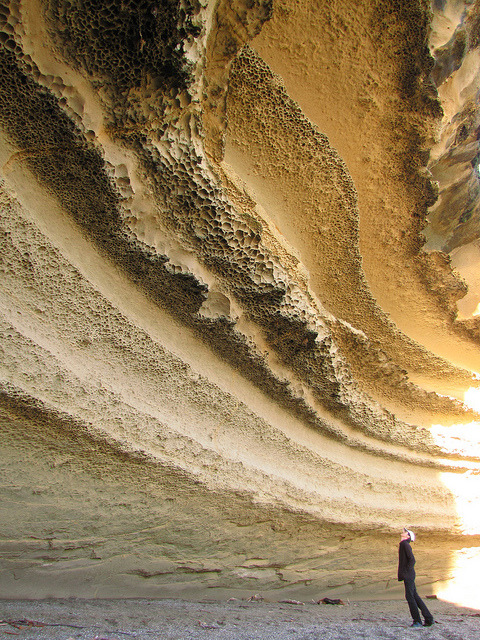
<box><xmin>401</xmin><ymin>527</ymin><xmax>415</xmax><ymax>542</ymax></box>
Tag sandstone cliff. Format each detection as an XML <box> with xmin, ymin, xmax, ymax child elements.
<box><xmin>1</xmin><ymin>0</ymin><xmax>480</xmax><ymax>603</ymax></box>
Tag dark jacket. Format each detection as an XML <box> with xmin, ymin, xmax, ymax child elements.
<box><xmin>398</xmin><ymin>539</ymin><xmax>416</xmax><ymax>581</ymax></box>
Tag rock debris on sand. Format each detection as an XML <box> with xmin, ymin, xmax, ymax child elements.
<box><xmin>0</xmin><ymin>598</ymin><xmax>479</xmax><ymax>640</ymax></box>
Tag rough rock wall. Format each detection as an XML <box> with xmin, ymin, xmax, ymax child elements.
<box><xmin>1</xmin><ymin>0</ymin><xmax>480</xmax><ymax>600</ymax></box>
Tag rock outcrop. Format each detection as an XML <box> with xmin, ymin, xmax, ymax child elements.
<box><xmin>1</xmin><ymin>0</ymin><xmax>480</xmax><ymax>601</ymax></box>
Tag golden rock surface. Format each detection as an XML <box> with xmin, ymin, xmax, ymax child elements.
<box><xmin>1</xmin><ymin>0</ymin><xmax>480</xmax><ymax>601</ymax></box>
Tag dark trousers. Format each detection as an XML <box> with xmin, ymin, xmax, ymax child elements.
<box><xmin>404</xmin><ymin>578</ymin><xmax>433</xmax><ymax>624</ymax></box>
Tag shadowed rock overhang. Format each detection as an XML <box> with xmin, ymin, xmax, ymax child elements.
<box><xmin>2</xmin><ymin>0</ymin><xmax>480</xmax><ymax>599</ymax></box>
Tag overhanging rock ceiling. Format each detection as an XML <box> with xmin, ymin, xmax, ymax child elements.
<box><xmin>2</xmin><ymin>0</ymin><xmax>480</xmax><ymax>600</ymax></box>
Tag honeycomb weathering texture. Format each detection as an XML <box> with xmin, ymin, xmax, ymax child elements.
<box><xmin>1</xmin><ymin>0</ymin><xmax>480</xmax><ymax>601</ymax></box>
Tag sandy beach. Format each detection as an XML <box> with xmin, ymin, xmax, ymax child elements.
<box><xmin>1</xmin><ymin>597</ymin><xmax>479</xmax><ymax>640</ymax></box>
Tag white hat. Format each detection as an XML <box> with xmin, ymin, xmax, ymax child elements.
<box><xmin>405</xmin><ymin>528</ymin><xmax>416</xmax><ymax>542</ymax></box>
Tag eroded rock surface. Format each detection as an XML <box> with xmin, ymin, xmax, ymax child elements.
<box><xmin>2</xmin><ymin>0</ymin><xmax>480</xmax><ymax>600</ymax></box>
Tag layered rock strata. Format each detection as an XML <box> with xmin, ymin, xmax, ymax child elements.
<box><xmin>1</xmin><ymin>0</ymin><xmax>480</xmax><ymax>599</ymax></box>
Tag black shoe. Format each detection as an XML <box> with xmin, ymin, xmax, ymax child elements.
<box><xmin>411</xmin><ymin>621</ymin><xmax>423</xmax><ymax>628</ymax></box>
<box><xmin>423</xmin><ymin>619</ymin><xmax>434</xmax><ymax>627</ymax></box>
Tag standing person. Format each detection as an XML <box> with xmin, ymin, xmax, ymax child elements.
<box><xmin>398</xmin><ymin>528</ymin><xmax>434</xmax><ymax>628</ymax></box>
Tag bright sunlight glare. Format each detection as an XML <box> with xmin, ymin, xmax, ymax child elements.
<box><xmin>437</xmin><ymin>471</ymin><xmax>480</xmax><ymax>535</ymax></box>
<box><xmin>430</xmin><ymin>422</ymin><xmax>480</xmax><ymax>457</ymax></box>
<box><xmin>432</xmin><ymin>470</ymin><xmax>480</xmax><ymax>606</ymax></box>
<box><xmin>429</xmin><ymin>386</ymin><xmax>480</xmax><ymax>606</ymax></box>
<box><xmin>463</xmin><ymin>386</ymin><xmax>480</xmax><ymax>411</ymax></box>
<box><xmin>430</xmin><ymin>386</ymin><xmax>480</xmax><ymax>534</ymax></box>
<box><xmin>434</xmin><ymin>545</ymin><xmax>480</xmax><ymax>609</ymax></box>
